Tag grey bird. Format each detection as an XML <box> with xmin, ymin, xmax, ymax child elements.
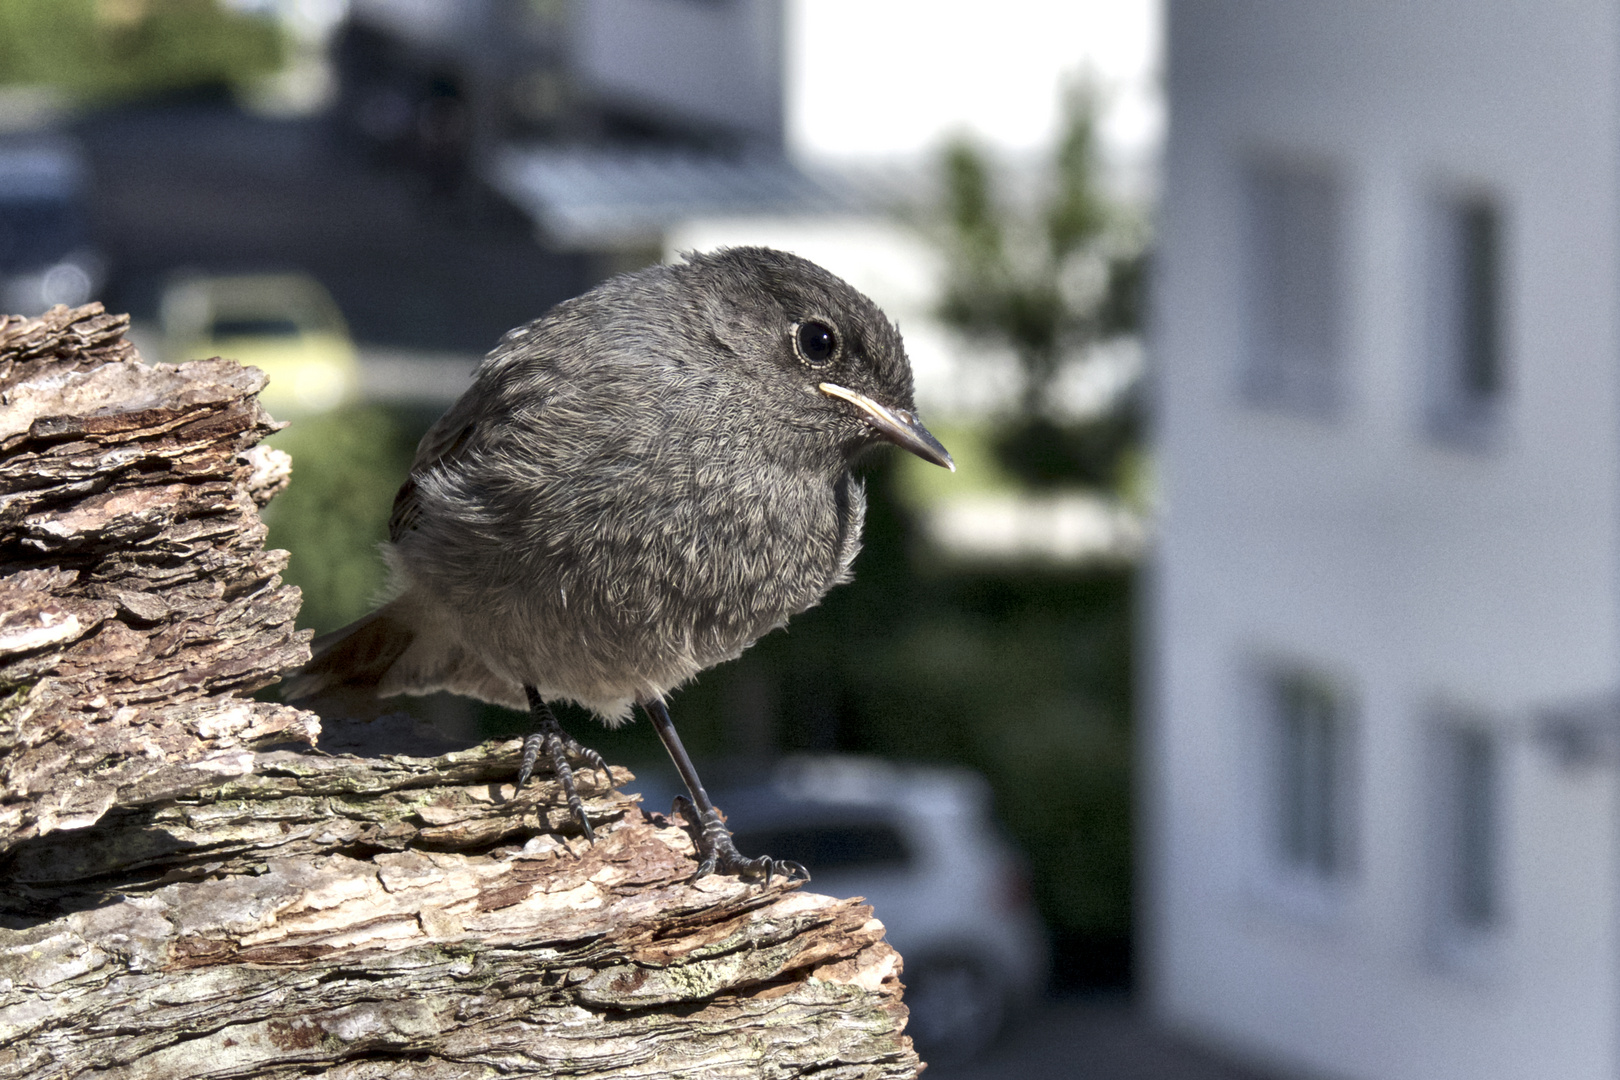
<box><xmin>285</xmin><ymin>247</ymin><xmax>954</xmax><ymax>880</ymax></box>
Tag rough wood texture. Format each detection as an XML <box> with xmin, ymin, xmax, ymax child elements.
<box><xmin>0</xmin><ymin>303</ymin><xmax>313</xmax><ymax>853</ymax></box>
<box><xmin>0</xmin><ymin>305</ymin><xmax>919</xmax><ymax>1079</ymax></box>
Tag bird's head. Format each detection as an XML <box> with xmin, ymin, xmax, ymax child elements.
<box><xmin>678</xmin><ymin>247</ymin><xmax>954</xmax><ymax>473</ymax></box>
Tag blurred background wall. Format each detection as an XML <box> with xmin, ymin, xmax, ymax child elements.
<box><xmin>1152</xmin><ymin>3</ymin><xmax>1620</xmax><ymax>1080</ymax></box>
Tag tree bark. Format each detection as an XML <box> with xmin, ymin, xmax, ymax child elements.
<box><xmin>0</xmin><ymin>305</ymin><xmax>920</xmax><ymax>1079</ymax></box>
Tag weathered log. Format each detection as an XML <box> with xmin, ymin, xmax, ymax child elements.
<box><xmin>0</xmin><ymin>305</ymin><xmax>920</xmax><ymax>1079</ymax></box>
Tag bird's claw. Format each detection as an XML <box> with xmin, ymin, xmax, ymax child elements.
<box><xmin>673</xmin><ymin>794</ymin><xmax>810</xmax><ymax>886</ymax></box>
<box><xmin>518</xmin><ymin>718</ymin><xmax>609</xmax><ymax>842</ymax></box>
<box><xmin>518</xmin><ymin>730</ymin><xmax>608</xmax><ymax>784</ymax></box>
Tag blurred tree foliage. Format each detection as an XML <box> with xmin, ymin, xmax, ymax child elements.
<box><xmin>0</xmin><ymin>0</ymin><xmax>284</xmax><ymax>102</ymax></box>
<box><xmin>863</xmin><ymin>80</ymin><xmax>1145</xmax><ymax>980</ymax></box>
<box><xmin>937</xmin><ymin>81</ymin><xmax>1147</xmax><ymax>491</ymax></box>
<box><xmin>261</xmin><ymin>404</ymin><xmax>422</xmax><ymax>638</ymax></box>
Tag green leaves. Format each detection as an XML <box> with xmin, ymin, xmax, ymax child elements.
<box><xmin>0</xmin><ymin>0</ymin><xmax>284</xmax><ymax>103</ymax></box>
<box><xmin>935</xmin><ymin>79</ymin><xmax>1146</xmax><ymax>455</ymax></box>
<box><xmin>261</xmin><ymin>405</ymin><xmax>419</xmax><ymax>637</ymax></box>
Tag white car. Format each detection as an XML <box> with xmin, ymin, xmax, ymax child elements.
<box><xmin>707</xmin><ymin>756</ymin><xmax>1050</xmax><ymax>1064</ymax></box>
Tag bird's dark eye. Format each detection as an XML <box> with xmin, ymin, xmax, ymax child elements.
<box><xmin>794</xmin><ymin>320</ymin><xmax>838</xmax><ymax>366</ymax></box>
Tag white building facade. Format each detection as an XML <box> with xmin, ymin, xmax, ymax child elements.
<box><xmin>1149</xmin><ymin>3</ymin><xmax>1620</xmax><ymax>1078</ymax></box>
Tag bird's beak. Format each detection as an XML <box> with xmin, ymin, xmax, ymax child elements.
<box><xmin>819</xmin><ymin>382</ymin><xmax>955</xmax><ymax>471</ymax></box>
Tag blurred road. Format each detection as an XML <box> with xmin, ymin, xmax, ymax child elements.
<box><xmin>929</xmin><ymin>995</ymin><xmax>1289</xmax><ymax>1080</ymax></box>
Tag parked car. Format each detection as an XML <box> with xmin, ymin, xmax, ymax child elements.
<box><xmin>0</xmin><ymin>136</ymin><xmax>104</xmax><ymax>315</ymax></box>
<box><xmin>703</xmin><ymin>756</ymin><xmax>1049</xmax><ymax>1065</ymax></box>
<box><xmin>160</xmin><ymin>272</ymin><xmax>359</xmax><ymax>414</ymax></box>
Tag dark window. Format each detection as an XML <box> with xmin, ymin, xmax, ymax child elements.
<box><xmin>209</xmin><ymin>316</ymin><xmax>304</xmax><ymax>340</ymax></box>
<box><xmin>730</xmin><ymin>822</ymin><xmax>912</xmax><ymax>874</ymax></box>
<box><xmin>1269</xmin><ymin>669</ymin><xmax>1352</xmax><ymax>879</ymax></box>
<box><xmin>1438</xmin><ymin>724</ymin><xmax>1501</xmax><ymax>931</ymax></box>
<box><xmin>1427</xmin><ymin>192</ymin><xmax>1506</xmax><ymax>445</ymax></box>
<box><xmin>1243</xmin><ymin>159</ymin><xmax>1345</xmax><ymax>414</ymax></box>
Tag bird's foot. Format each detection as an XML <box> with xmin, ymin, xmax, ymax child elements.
<box><xmin>673</xmin><ymin>794</ymin><xmax>810</xmax><ymax>886</ymax></box>
<box><xmin>518</xmin><ymin>705</ymin><xmax>608</xmax><ymax>841</ymax></box>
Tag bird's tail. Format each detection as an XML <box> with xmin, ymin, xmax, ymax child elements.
<box><xmin>282</xmin><ymin>601</ymin><xmax>416</xmax><ymax>705</ymax></box>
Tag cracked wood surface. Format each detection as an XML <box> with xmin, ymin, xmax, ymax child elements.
<box><xmin>0</xmin><ymin>305</ymin><xmax>920</xmax><ymax>1079</ymax></box>
<box><xmin>2</xmin><ymin>741</ymin><xmax>914</xmax><ymax>1080</ymax></box>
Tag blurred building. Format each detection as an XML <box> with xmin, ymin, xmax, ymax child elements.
<box><xmin>338</xmin><ymin>0</ymin><xmax>783</xmax><ymax>155</ymax></box>
<box><xmin>336</xmin><ymin>0</ymin><xmax>814</xmax><ymax>257</ymax></box>
<box><xmin>1149</xmin><ymin>3</ymin><xmax>1620</xmax><ymax>1079</ymax></box>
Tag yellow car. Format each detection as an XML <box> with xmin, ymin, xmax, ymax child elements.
<box><xmin>162</xmin><ymin>273</ymin><xmax>359</xmax><ymax>414</ymax></box>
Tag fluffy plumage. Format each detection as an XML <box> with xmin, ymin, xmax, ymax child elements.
<box><xmin>286</xmin><ymin>247</ymin><xmax>938</xmax><ymax>725</ymax></box>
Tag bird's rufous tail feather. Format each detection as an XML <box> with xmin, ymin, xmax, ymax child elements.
<box><xmin>281</xmin><ymin>602</ymin><xmax>416</xmax><ymax>705</ymax></box>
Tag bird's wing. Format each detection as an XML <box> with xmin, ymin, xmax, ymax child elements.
<box><xmin>389</xmin><ymin>324</ymin><xmax>560</xmax><ymax>542</ymax></box>
<box><xmin>388</xmin><ymin>391</ymin><xmax>484</xmax><ymax>543</ymax></box>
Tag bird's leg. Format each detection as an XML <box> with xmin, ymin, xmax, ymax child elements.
<box><xmin>640</xmin><ymin>696</ymin><xmax>809</xmax><ymax>885</ymax></box>
<box><xmin>520</xmin><ymin>685</ymin><xmax>607</xmax><ymax>840</ymax></box>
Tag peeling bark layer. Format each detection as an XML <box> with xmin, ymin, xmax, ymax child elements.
<box><xmin>0</xmin><ymin>306</ymin><xmax>920</xmax><ymax>1079</ymax></box>
<box><xmin>0</xmin><ymin>303</ymin><xmax>314</xmax><ymax>853</ymax></box>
